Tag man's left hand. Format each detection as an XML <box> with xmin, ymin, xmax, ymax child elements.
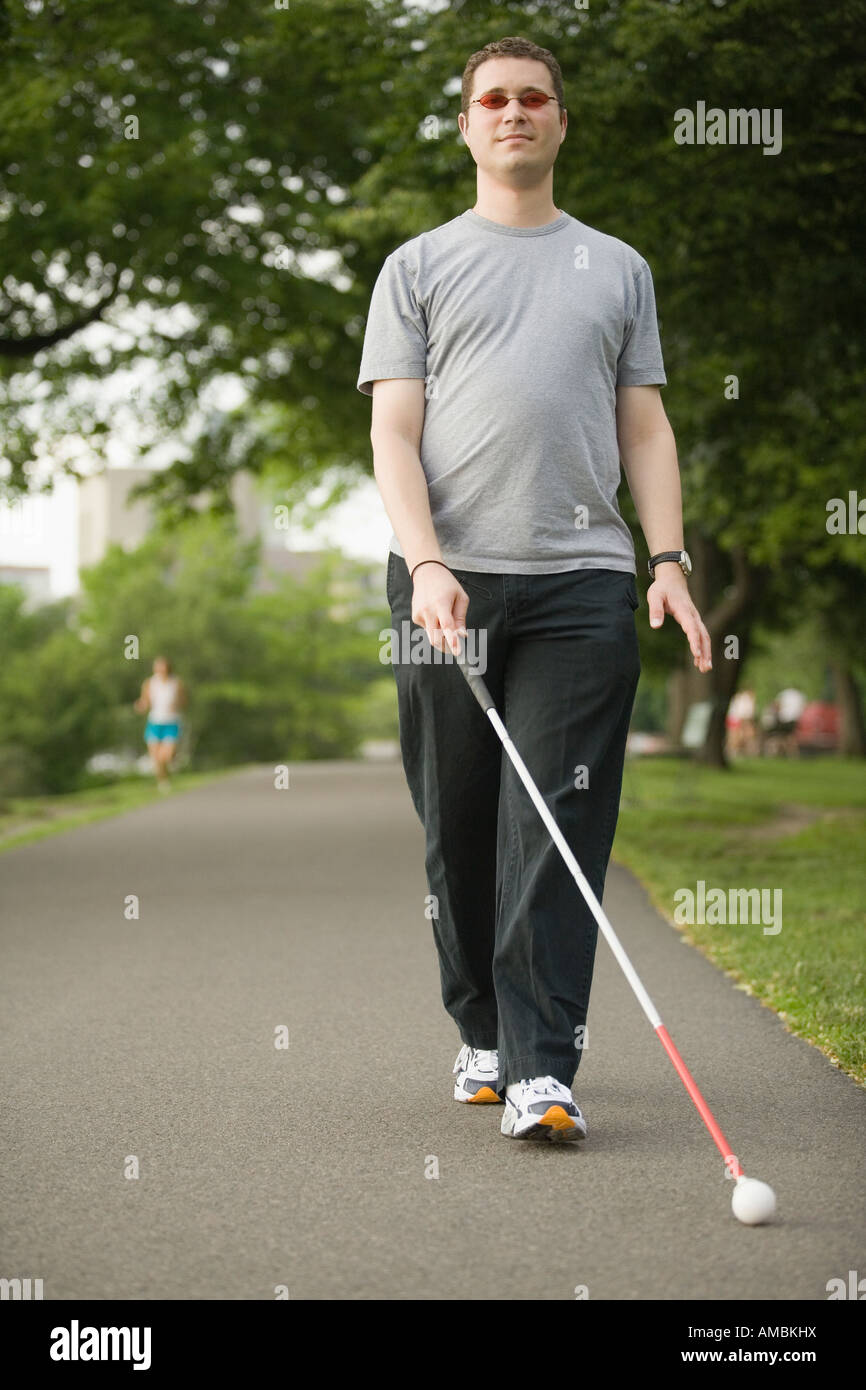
<box><xmin>647</xmin><ymin>570</ymin><xmax>712</xmax><ymax>673</ymax></box>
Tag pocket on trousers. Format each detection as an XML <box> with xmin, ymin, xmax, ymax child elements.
<box><xmin>626</xmin><ymin>576</ymin><xmax>639</xmax><ymax>611</ymax></box>
<box><xmin>450</xmin><ymin>569</ymin><xmax>493</xmax><ymax>601</ymax></box>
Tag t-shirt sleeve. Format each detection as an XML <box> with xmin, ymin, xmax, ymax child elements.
<box><xmin>616</xmin><ymin>258</ymin><xmax>667</xmax><ymax>387</ymax></box>
<box><xmin>356</xmin><ymin>252</ymin><xmax>428</xmax><ymax>396</ymax></box>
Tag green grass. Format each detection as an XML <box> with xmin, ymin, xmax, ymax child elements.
<box><xmin>0</xmin><ymin>766</ymin><xmax>247</xmax><ymax>852</ymax></box>
<box><xmin>612</xmin><ymin>756</ymin><xmax>866</xmax><ymax>1086</ymax></box>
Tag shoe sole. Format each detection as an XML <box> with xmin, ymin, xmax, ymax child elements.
<box><xmin>503</xmin><ymin>1103</ymin><xmax>587</xmax><ymax>1141</ymax></box>
<box><xmin>454</xmin><ymin>1083</ymin><xmax>502</xmax><ymax>1104</ymax></box>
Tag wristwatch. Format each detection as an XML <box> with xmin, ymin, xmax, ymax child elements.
<box><xmin>648</xmin><ymin>549</ymin><xmax>692</xmax><ymax>579</ymax></box>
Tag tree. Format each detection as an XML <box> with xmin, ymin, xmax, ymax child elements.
<box><xmin>0</xmin><ymin>0</ymin><xmax>384</xmax><ymax>500</ymax></box>
<box><xmin>0</xmin><ymin>586</ymin><xmax>112</xmax><ymax>792</ymax></box>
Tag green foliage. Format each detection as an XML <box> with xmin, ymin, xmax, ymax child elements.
<box><xmin>346</xmin><ymin>674</ymin><xmax>400</xmax><ymax>742</ymax></box>
<box><xmin>630</xmin><ymin>677</ymin><xmax>668</xmax><ymax>734</ymax></box>
<box><xmin>0</xmin><ymin>0</ymin><xmax>375</xmax><ymax>496</ymax></box>
<box><xmin>0</xmin><ymin>588</ymin><xmax>113</xmax><ymax>792</ymax></box>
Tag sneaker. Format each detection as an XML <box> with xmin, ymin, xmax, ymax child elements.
<box><xmin>453</xmin><ymin>1044</ymin><xmax>501</xmax><ymax>1103</ymax></box>
<box><xmin>501</xmin><ymin>1075</ymin><xmax>587</xmax><ymax>1141</ymax></box>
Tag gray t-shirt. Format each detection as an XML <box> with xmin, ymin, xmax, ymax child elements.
<box><xmin>357</xmin><ymin>208</ymin><xmax>666</xmax><ymax>574</ymax></box>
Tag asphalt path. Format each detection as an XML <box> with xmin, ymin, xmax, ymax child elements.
<box><xmin>1</xmin><ymin>761</ymin><xmax>863</xmax><ymax>1301</ymax></box>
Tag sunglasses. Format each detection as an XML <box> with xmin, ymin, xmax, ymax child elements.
<box><xmin>470</xmin><ymin>91</ymin><xmax>561</xmax><ymax>111</ymax></box>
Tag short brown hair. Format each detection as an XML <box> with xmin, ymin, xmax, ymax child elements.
<box><xmin>461</xmin><ymin>36</ymin><xmax>565</xmax><ymax>120</ymax></box>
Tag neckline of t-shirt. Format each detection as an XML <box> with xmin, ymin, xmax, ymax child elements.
<box><xmin>462</xmin><ymin>209</ymin><xmax>571</xmax><ymax>237</ymax></box>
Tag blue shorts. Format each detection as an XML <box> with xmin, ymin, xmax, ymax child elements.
<box><xmin>145</xmin><ymin>721</ymin><xmax>181</xmax><ymax>743</ymax></box>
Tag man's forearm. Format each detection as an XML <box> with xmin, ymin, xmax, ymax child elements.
<box><xmin>620</xmin><ymin>426</ymin><xmax>686</xmax><ymax>561</ymax></box>
<box><xmin>372</xmin><ymin>430</ymin><xmax>442</xmax><ymax>573</ymax></box>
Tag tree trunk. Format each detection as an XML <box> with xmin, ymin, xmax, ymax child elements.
<box><xmin>698</xmin><ymin>644</ymin><xmax>743</xmax><ymax>769</ymax></box>
<box><xmin>830</xmin><ymin>662</ymin><xmax>866</xmax><ymax>756</ymax></box>
<box><xmin>666</xmin><ymin>536</ymin><xmax>764</xmax><ymax>768</ymax></box>
<box><xmin>666</xmin><ymin>665</ymin><xmax>705</xmax><ymax>745</ymax></box>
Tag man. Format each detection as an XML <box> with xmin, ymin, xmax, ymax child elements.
<box><xmin>357</xmin><ymin>36</ymin><xmax>711</xmax><ymax>1142</ymax></box>
<box><xmin>133</xmin><ymin>655</ymin><xmax>187</xmax><ymax>792</ymax></box>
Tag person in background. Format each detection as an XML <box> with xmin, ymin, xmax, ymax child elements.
<box><xmin>726</xmin><ymin>687</ymin><xmax>758</xmax><ymax>757</ymax></box>
<box><xmin>134</xmin><ymin>656</ymin><xmax>188</xmax><ymax>792</ymax></box>
<box><xmin>773</xmin><ymin>686</ymin><xmax>808</xmax><ymax>757</ymax></box>
<box><xmin>760</xmin><ymin>686</ymin><xmax>807</xmax><ymax>757</ymax></box>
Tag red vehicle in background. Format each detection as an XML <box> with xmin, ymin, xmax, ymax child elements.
<box><xmin>795</xmin><ymin>700</ymin><xmax>839</xmax><ymax>753</ymax></box>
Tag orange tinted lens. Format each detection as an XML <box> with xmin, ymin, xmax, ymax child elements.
<box><xmin>480</xmin><ymin>93</ymin><xmax>508</xmax><ymax>108</ymax></box>
<box><xmin>522</xmin><ymin>92</ymin><xmax>550</xmax><ymax>107</ymax></box>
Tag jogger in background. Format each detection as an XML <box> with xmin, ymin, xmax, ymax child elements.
<box><xmin>134</xmin><ymin>655</ymin><xmax>188</xmax><ymax>793</ymax></box>
<box><xmin>358</xmin><ymin>36</ymin><xmax>711</xmax><ymax>1141</ymax></box>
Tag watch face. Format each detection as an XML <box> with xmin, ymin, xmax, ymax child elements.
<box><xmin>681</xmin><ymin>551</ymin><xmax>692</xmax><ymax>575</ymax></box>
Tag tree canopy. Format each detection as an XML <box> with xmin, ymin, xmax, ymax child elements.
<box><xmin>2</xmin><ymin>0</ymin><xmax>863</xmax><ymax>759</ymax></box>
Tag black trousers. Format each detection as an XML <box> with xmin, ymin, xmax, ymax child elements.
<box><xmin>385</xmin><ymin>553</ymin><xmax>641</xmax><ymax>1094</ymax></box>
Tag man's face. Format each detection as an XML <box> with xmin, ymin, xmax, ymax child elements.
<box><xmin>459</xmin><ymin>57</ymin><xmax>566</xmax><ymax>182</ymax></box>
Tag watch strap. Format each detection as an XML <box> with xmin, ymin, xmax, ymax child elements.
<box><xmin>648</xmin><ymin>550</ymin><xmax>687</xmax><ymax>577</ymax></box>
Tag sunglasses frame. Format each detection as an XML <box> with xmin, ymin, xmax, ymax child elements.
<box><xmin>469</xmin><ymin>91</ymin><xmax>562</xmax><ymax>112</ymax></box>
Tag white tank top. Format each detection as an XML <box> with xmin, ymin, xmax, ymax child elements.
<box><xmin>149</xmin><ymin>674</ymin><xmax>180</xmax><ymax>722</ymax></box>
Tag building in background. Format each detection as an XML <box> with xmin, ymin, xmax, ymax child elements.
<box><xmin>0</xmin><ymin>563</ymin><xmax>52</xmax><ymax>610</ymax></box>
<box><xmin>75</xmin><ymin>467</ymin><xmax>380</xmax><ymax>605</ymax></box>
<box><xmin>0</xmin><ymin>488</ymin><xmax>68</xmax><ymax>606</ymax></box>
<box><xmin>77</xmin><ymin>466</ymin><xmax>272</xmax><ymax>571</ymax></box>
<box><xmin>77</xmin><ymin>467</ymin><xmax>157</xmax><ymax>571</ymax></box>
<box><xmin>1</xmin><ymin>466</ymin><xmax>387</xmax><ymax>610</ymax></box>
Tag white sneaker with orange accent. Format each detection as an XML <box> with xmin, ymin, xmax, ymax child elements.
<box><xmin>453</xmin><ymin>1044</ymin><xmax>501</xmax><ymax>1103</ymax></box>
<box><xmin>501</xmin><ymin>1076</ymin><xmax>587</xmax><ymax>1141</ymax></box>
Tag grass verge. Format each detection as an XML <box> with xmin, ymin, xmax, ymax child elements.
<box><xmin>0</xmin><ymin>767</ymin><xmax>247</xmax><ymax>853</ymax></box>
<box><xmin>612</xmin><ymin>756</ymin><xmax>866</xmax><ymax>1086</ymax></box>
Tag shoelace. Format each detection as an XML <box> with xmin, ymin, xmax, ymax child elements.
<box><xmin>523</xmin><ymin>1075</ymin><xmax>569</xmax><ymax>1100</ymax></box>
<box><xmin>471</xmin><ymin>1048</ymin><xmax>498</xmax><ymax>1073</ymax></box>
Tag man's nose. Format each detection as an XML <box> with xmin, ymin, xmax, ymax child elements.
<box><xmin>502</xmin><ymin>105</ymin><xmax>528</xmax><ymax>126</ymax></box>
